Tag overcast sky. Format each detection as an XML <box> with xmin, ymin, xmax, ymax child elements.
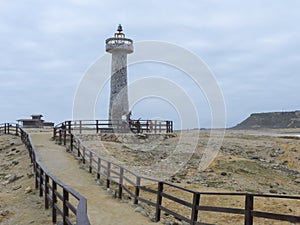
<box><xmin>0</xmin><ymin>0</ymin><xmax>299</xmax><ymax>128</ymax></box>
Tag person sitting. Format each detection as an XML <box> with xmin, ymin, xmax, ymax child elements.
<box><xmin>126</xmin><ymin>111</ymin><xmax>132</xmax><ymax>125</ymax></box>
<box><xmin>135</xmin><ymin>119</ymin><xmax>141</xmax><ymax>133</ymax></box>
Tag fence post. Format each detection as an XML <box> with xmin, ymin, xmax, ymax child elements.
<box><xmin>15</xmin><ymin>124</ymin><xmax>19</xmax><ymax>136</ymax></box>
<box><xmin>77</xmin><ymin>141</ymin><xmax>81</xmax><ymax>157</ymax></box>
<box><xmin>63</xmin><ymin>188</ymin><xmax>69</xmax><ymax>225</ymax></box>
<box><xmin>59</xmin><ymin>129</ymin><xmax>62</xmax><ymax>145</ymax></box>
<box><xmin>155</xmin><ymin>181</ymin><xmax>164</xmax><ymax>222</ymax></box>
<box><xmin>52</xmin><ymin>181</ymin><xmax>57</xmax><ymax>224</ymax></box>
<box><xmin>70</xmin><ymin>134</ymin><xmax>73</xmax><ymax>151</ymax></box>
<box><xmin>89</xmin><ymin>151</ymin><xmax>93</xmax><ymax>173</ymax></box>
<box><xmin>165</xmin><ymin>121</ymin><xmax>168</xmax><ymax>133</ymax></box>
<box><xmin>28</xmin><ymin>144</ymin><xmax>32</xmax><ymax>163</ymax></box>
<box><xmin>35</xmin><ymin>164</ymin><xmax>39</xmax><ymax>189</ymax></box>
<box><xmin>191</xmin><ymin>192</ymin><xmax>200</xmax><ymax>224</ymax></box>
<box><xmin>39</xmin><ymin>170</ymin><xmax>44</xmax><ymax>197</ymax></box>
<box><xmin>53</xmin><ymin>127</ymin><xmax>56</xmax><ymax>139</ymax></box>
<box><xmin>134</xmin><ymin>177</ymin><xmax>141</xmax><ymax>204</ymax></box>
<box><xmin>118</xmin><ymin>167</ymin><xmax>124</xmax><ymax>199</ymax></box>
<box><xmin>45</xmin><ymin>174</ymin><xmax>49</xmax><ymax>209</ymax></box>
<box><xmin>30</xmin><ymin>146</ymin><xmax>35</xmax><ymax>167</ymax></box>
<box><xmin>31</xmin><ymin>146</ymin><xmax>35</xmax><ymax>165</ymax></box>
<box><xmin>68</xmin><ymin>120</ymin><xmax>71</xmax><ymax>133</ymax></box>
<box><xmin>82</xmin><ymin>147</ymin><xmax>86</xmax><ymax>164</ymax></box>
<box><xmin>96</xmin><ymin>120</ymin><xmax>99</xmax><ymax>133</ymax></box>
<box><xmin>7</xmin><ymin>123</ymin><xmax>10</xmax><ymax>134</ymax></box>
<box><xmin>106</xmin><ymin>162</ymin><xmax>111</xmax><ymax>189</ymax></box>
<box><xmin>244</xmin><ymin>194</ymin><xmax>254</xmax><ymax>225</ymax></box>
<box><xmin>63</xmin><ymin>129</ymin><xmax>66</xmax><ymax>146</ymax></box>
<box><xmin>146</xmin><ymin>121</ymin><xmax>149</xmax><ymax>133</ymax></box>
<box><xmin>97</xmin><ymin>158</ymin><xmax>101</xmax><ymax>179</ymax></box>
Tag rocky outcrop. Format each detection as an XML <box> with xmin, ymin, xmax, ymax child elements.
<box><xmin>233</xmin><ymin>110</ymin><xmax>300</xmax><ymax>129</ymax></box>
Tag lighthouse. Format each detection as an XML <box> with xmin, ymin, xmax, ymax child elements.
<box><xmin>106</xmin><ymin>24</ymin><xmax>133</xmax><ymax>123</ymax></box>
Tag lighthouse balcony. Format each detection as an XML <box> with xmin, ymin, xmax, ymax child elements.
<box><xmin>106</xmin><ymin>37</ymin><xmax>133</xmax><ymax>53</ymax></box>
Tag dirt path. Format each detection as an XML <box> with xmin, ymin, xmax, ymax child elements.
<box><xmin>30</xmin><ymin>131</ymin><xmax>156</xmax><ymax>225</ymax></box>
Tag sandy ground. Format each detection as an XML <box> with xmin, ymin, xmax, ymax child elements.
<box><xmin>0</xmin><ymin>134</ymin><xmax>52</xmax><ymax>224</ymax></box>
<box><xmin>29</xmin><ymin>131</ymin><xmax>159</xmax><ymax>225</ymax></box>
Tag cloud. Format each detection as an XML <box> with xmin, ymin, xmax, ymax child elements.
<box><xmin>0</xmin><ymin>0</ymin><xmax>299</xmax><ymax>127</ymax></box>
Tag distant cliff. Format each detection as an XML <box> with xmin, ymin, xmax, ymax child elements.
<box><xmin>233</xmin><ymin>111</ymin><xmax>300</xmax><ymax>129</ymax></box>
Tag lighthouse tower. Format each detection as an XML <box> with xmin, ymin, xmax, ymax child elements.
<box><xmin>106</xmin><ymin>24</ymin><xmax>133</xmax><ymax>123</ymax></box>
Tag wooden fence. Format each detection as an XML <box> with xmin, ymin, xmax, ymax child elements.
<box><xmin>55</xmin><ymin>124</ymin><xmax>300</xmax><ymax>225</ymax></box>
<box><xmin>53</xmin><ymin>119</ymin><xmax>173</xmax><ymax>137</ymax></box>
<box><xmin>0</xmin><ymin>123</ymin><xmax>90</xmax><ymax>225</ymax></box>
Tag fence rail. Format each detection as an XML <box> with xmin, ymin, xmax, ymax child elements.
<box><xmin>54</xmin><ymin>123</ymin><xmax>300</xmax><ymax>225</ymax></box>
<box><xmin>0</xmin><ymin>123</ymin><xmax>90</xmax><ymax>225</ymax></box>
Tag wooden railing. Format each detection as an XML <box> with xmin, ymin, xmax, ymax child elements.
<box><xmin>53</xmin><ymin>119</ymin><xmax>173</xmax><ymax>138</ymax></box>
<box><xmin>0</xmin><ymin>123</ymin><xmax>90</xmax><ymax>225</ymax></box>
<box><xmin>55</xmin><ymin>125</ymin><xmax>300</xmax><ymax>225</ymax></box>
